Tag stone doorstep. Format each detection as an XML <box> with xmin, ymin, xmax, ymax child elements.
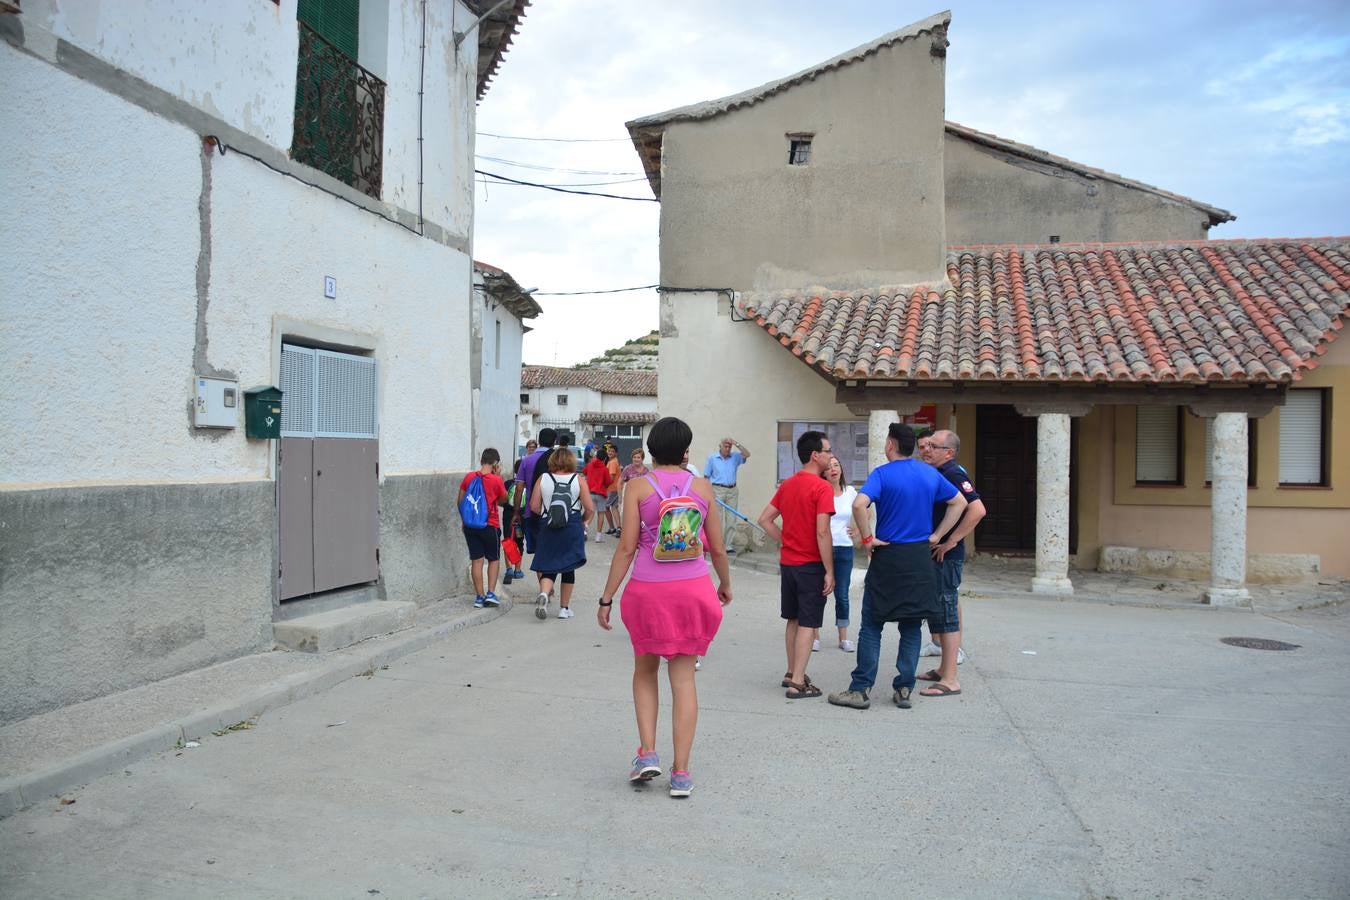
<box><xmin>272</xmin><ymin>601</ymin><xmax>418</xmax><ymax>653</ymax></box>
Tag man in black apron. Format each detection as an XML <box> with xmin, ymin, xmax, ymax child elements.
<box><xmin>827</xmin><ymin>423</ymin><xmax>967</xmax><ymax>710</ymax></box>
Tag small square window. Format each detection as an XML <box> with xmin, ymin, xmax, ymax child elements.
<box><xmin>556</xmin><ymin>394</ymin><xmax>568</xmax><ymax>407</ymax></box>
<box><xmin>519</xmin><ymin>393</ymin><xmax>529</xmax><ymax>405</ymax></box>
<box><xmin>787</xmin><ymin>133</ymin><xmax>813</xmax><ymax>166</ymax></box>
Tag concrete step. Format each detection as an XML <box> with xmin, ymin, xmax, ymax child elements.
<box><xmin>272</xmin><ymin>601</ymin><xmax>417</xmax><ymax>653</ymax></box>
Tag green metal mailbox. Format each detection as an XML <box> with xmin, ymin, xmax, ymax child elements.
<box><xmin>244</xmin><ymin>386</ymin><xmax>283</xmax><ymax>439</ymax></box>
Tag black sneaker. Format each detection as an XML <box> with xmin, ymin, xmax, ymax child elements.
<box><xmin>893</xmin><ymin>687</ymin><xmax>912</xmax><ymax>709</ymax></box>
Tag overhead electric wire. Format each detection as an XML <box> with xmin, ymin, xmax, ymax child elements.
<box><xmin>530</xmin><ymin>284</ymin><xmax>659</xmax><ymax>296</ymax></box>
<box><xmin>479</xmin><ymin>175</ymin><xmax>649</xmax><ymax>188</ymax></box>
<box><xmin>476</xmin><ymin>154</ymin><xmax>642</xmax><ymax>177</ymax></box>
<box><xmin>478</xmin><ymin>131</ymin><xmax>631</xmax><ymax>143</ymax></box>
<box><xmin>476</xmin><ymin>169</ymin><xmax>657</xmax><ymax>202</ymax></box>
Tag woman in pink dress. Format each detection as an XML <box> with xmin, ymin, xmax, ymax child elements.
<box><xmin>597</xmin><ymin>417</ymin><xmax>731</xmax><ymax>798</ymax></box>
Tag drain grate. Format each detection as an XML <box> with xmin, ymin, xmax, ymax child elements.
<box><xmin>1220</xmin><ymin>637</ymin><xmax>1301</xmax><ymax>651</ymax></box>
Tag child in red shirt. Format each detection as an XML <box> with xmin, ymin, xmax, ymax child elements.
<box><xmin>583</xmin><ymin>451</ymin><xmax>612</xmax><ymax>542</ymax></box>
<box><xmin>757</xmin><ymin>431</ymin><xmax>835</xmax><ymax>699</ymax></box>
<box><xmin>458</xmin><ymin>448</ymin><xmax>508</xmax><ymax>607</ymax></box>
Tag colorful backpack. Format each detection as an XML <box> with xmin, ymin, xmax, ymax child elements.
<box><xmin>644</xmin><ymin>473</ymin><xmax>704</xmax><ymax>562</ymax></box>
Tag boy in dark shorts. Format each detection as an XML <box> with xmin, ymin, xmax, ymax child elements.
<box><xmin>757</xmin><ymin>430</ymin><xmax>835</xmax><ymax>699</ymax></box>
<box><xmin>458</xmin><ymin>448</ymin><xmax>507</xmax><ymax>608</ymax></box>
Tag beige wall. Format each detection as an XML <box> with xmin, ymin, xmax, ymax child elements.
<box><xmin>659</xmin><ymin>292</ymin><xmax>866</xmax><ymax>523</ymax></box>
<box><xmin>1091</xmin><ymin>337</ymin><xmax>1350</xmax><ymax>575</ymax></box>
<box><xmin>659</xmin><ymin>38</ymin><xmax>947</xmax><ymax>292</ymax></box>
<box><xmin>943</xmin><ymin>136</ymin><xmax>1213</xmax><ymax>245</ymax></box>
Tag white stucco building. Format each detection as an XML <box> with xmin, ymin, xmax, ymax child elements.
<box><xmin>519</xmin><ymin>366</ymin><xmax>658</xmax><ymax>460</ymax></box>
<box><xmin>473</xmin><ymin>261</ymin><xmax>540</xmax><ymax>462</ymax></box>
<box><xmin>0</xmin><ymin>0</ymin><xmax>528</xmax><ymax>724</ymax></box>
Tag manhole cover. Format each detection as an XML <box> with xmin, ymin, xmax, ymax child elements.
<box><xmin>1220</xmin><ymin>637</ymin><xmax>1300</xmax><ymax>651</ymax></box>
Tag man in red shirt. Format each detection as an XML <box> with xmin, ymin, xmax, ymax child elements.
<box><xmin>457</xmin><ymin>448</ymin><xmax>508</xmax><ymax>608</ymax></box>
<box><xmin>583</xmin><ymin>449</ymin><xmax>612</xmax><ymax>542</ymax></box>
<box><xmin>757</xmin><ymin>430</ymin><xmax>836</xmax><ymax>699</ymax></box>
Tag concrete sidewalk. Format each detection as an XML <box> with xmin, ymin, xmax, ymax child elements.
<box><xmin>2</xmin><ymin>539</ymin><xmax>1348</xmax><ymax>897</ymax></box>
<box><xmin>0</xmin><ymin>594</ymin><xmax>512</xmax><ymax>817</ymax></box>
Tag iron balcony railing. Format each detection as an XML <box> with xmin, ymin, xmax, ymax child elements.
<box><xmin>292</xmin><ymin>21</ymin><xmax>385</xmax><ymax>199</ymax></box>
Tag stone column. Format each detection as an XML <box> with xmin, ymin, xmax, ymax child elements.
<box><xmin>1030</xmin><ymin>412</ymin><xmax>1074</xmax><ymax>596</ymax></box>
<box><xmin>1205</xmin><ymin>411</ymin><xmax>1251</xmax><ymax>606</ymax></box>
<box><xmin>867</xmin><ymin>410</ymin><xmax>895</xmax><ymax>472</ymax></box>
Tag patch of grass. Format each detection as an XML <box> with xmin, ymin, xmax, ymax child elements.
<box><xmin>211</xmin><ymin>719</ymin><xmax>256</xmax><ymax>737</ymax></box>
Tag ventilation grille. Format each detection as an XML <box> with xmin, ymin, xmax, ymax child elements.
<box><xmin>317</xmin><ymin>349</ymin><xmax>378</xmax><ymax>438</ymax></box>
<box><xmin>280</xmin><ymin>344</ymin><xmax>315</xmax><ymax>437</ymax></box>
<box><xmin>279</xmin><ymin>344</ymin><xmax>377</xmax><ymax>439</ymax></box>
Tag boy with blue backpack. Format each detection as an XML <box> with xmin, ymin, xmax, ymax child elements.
<box><xmin>458</xmin><ymin>448</ymin><xmax>507</xmax><ymax>608</ymax></box>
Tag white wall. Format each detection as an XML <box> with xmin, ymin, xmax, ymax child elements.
<box><xmin>19</xmin><ymin>0</ymin><xmax>299</xmax><ymax>148</ymax></box>
<box><xmin>532</xmin><ymin>386</ymin><xmax>601</xmax><ymax>423</ymax></box>
<box><xmin>16</xmin><ymin>0</ymin><xmax>476</xmax><ymax>231</ymax></box>
<box><xmin>476</xmin><ymin>293</ymin><xmax>528</xmax><ymax>463</ymax></box>
<box><xmin>600</xmin><ymin>394</ymin><xmax>659</xmax><ymax>415</ymax></box>
<box><xmin>0</xmin><ymin>37</ymin><xmax>474</xmax><ymax>486</ymax></box>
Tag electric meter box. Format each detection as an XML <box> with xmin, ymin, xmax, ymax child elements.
<box><xmin>244</xmin><ymin>386</ymin><xmax>284</xmax><ymax>439</ymax></box>
<box><xmin>194</xmin><ymin>376</ymin><xmax>239</xmax><ymax>428</ymax></box>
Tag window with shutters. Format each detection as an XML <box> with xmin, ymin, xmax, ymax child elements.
<box><xmin>292</xmin><ymin>0</ymin><xmax>385</xmax><ymax>199</ymax></box>
<box><xmin>1135</xmin><ymin>406</ymin><xmax>1183</xmax><ymax>485</ymax></box>
<box><xmin>1279</xmin><ymin>389</ymin><xmax>1329</xmax><ymax>486</ymax></box>
<box><xmin>1203</xmin><ymin>417</ymin><xmax>1258</xmax><ymax>487</ymax></box>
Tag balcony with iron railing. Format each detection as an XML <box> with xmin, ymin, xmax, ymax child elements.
<box><xmin>292</xmin><ymin>21</ymin><xmax>385</xmax><ymax>199</ymax></box>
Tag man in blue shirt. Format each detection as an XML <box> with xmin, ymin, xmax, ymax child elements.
<box><xmin>827</xmin><ymin>423</ymin><xmax>966</xmax><ymax>711</ymax></box>
<box><xmin>918</xmin><ymin>429</ymin><xmax>986</xmax><ymax>697</ymax></box>
<box><xmin>704</xmin><ymin>437</ymin><xmax>751</xmax><ymax>552</ymax></box>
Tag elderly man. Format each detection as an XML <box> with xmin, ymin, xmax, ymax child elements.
<box><xmin>705</xmin><ymin>437</ymin><xmax>751</xmax><ymax>552</ymax></box>
<box><xmin>918</xmin><ymin>429</ymin><xmax>986</xmax><ymax>697</ymax></box>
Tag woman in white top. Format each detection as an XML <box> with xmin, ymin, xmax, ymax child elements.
<box><xmin>814</xmin><ymin>455</ymin><xmax>857</xmax><ymax>652</ymax></box>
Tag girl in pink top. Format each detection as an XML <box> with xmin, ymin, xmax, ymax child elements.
<box><xmin>598</xmin><ymin>417</ymin><xmax>731</xmax><ymax>798</ymax></box>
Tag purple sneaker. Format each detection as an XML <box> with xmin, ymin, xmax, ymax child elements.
<box><xmin>629</xmin><ymin>748</ymin><xmax>661</xmax><ymax>783</ymax></box>
<box><xmin>669</xmin><ymin>770</ymin><xmax>693</xmax><ymax>798</ymax></box>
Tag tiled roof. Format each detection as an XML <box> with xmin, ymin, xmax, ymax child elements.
<box><xmin>944</xmin><ymin>123</ymin><xmax>1234</xmax><ymax>228</ymax></box>
<box><xmin>521</xmin><ymin>366</ymin><xmax>657</xmax><ymax>396</ymax></box>
<box><xmin>474</xmin><ymin>259</ymin><xmax>542</xmax><ymax>319</ymax></box>
<box><xmin>578</xmin><ymin>411</ymin><xmax>659</xmax><ymax>425</ymax></box>
<box><xmin>740</xmin><ymin>239</ymin><xmax>1350</xmax><ymax>384</ymax></box>
<box><xmin>469</xmin><ymin>0</ymin><xmax>529</xmax><ymax>100</ymax></box>
<box><xmin>627</xmin><ymin>12</ymin><xmax>951</xmax><ymax>199</ymax></box>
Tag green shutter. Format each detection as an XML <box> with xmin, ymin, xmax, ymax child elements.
<box><xmin>298</xmin><ymin>0</ymin><xmax>359</xmax><ymax>59</ymax></box>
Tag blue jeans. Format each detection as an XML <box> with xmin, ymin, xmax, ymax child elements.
<box><xmin>831</xmin><ymin>545</ymin><xmax>853</xmax><ymax>628</ymax></box>
<box><xmin>848</xmin><ymin>583</ymin><xmax>924</xmax><ymax>694</ymax></box>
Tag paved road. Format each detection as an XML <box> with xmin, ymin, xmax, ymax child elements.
<box><xmin>3</xmin><ymin>544</ymin><xmax>1348</xmax><ymax>898</ymax></box>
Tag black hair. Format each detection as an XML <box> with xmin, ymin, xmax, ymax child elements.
<box><xmin>538</xmin><ymin>427</ymin><xmax>557</xmax><ymax>447</ymax></box>
<box><xmin>887</xmin><ymin>423</ymin><xmax>917</xmax><ymax>456</ymax></box>
<box><xmin>480</xmin><ymin>448</ymin><xmax>500</xmax><ymax>465</ymax></box>
<box><xmin>647</xmin><ymin>416</ymin><xmax>693</xmax><ymax>466</ymax></box>
<box><xmin>557</xmin><ymin>434</ymin><xmax>571</xmax><ymax>448</ymax></box>
<box><xmin>513</xmin><ymin>458</ymin><xmax>522</xmax><ymax>474</ymax></box>
<box><xmin>796</xmin><ymin>430</ymin><xmax>827</xmax><ymax>464</ymax></box>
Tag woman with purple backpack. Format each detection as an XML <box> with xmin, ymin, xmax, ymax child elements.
<box><xmin>597</xmin><ymin>417</ymin><xmax>732</xmax><ymax>798</ymax></box>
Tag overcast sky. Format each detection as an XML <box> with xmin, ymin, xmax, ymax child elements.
<box><xmin>473</xmin><ymin>0</ymin><xmax>1350</xmax><ymax>368</ymax></box>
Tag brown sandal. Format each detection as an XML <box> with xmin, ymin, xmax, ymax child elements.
<box><xmin>781</xmin><ymin>672</ymin><xmax>814</xmax><ymax>688</ymax></box>
<box><xmin>917</xmin><ymin>669</ymin><xmax>942</xmax><ymax>682</ymax></box>
<box><xmin>785</xmin><ymin>679</ymin><xmax>821</xmax><ymax>699</ymax></box>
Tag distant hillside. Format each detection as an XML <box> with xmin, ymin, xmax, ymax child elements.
<box><xmin>574</xmin><ymin>331</ymin><xmax>659</xmax><ymax>370</ymax></box>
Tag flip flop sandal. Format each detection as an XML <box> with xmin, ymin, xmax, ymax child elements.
<box><xmin>919</xmin><ymin>684</ymin><xmax>961</xmax><ymax>697</ymax></box>
<box><xmin>784</xmin><ymin>680</ymin><xmax>822</xmax><ymax>699</ymax></box>
<box><xmin>917</xmin><ymin>669</ymin><xmax>942</xmax><ymax>682</ymax></box>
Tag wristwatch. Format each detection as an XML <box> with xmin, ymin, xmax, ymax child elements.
<box><xmin>598</xmin><ymin>597</ymin><xmax>613</xmax><ymax>607</ymax></box>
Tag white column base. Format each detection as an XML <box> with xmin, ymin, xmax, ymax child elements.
<box><xmin>1031</xmin><ymin>574</ymin><xmax>1075</xmax><ymax>596</ymax></box>
<box><xmin>1203</xmin><ymin>586</ymin><xmax>1251</xmax><ymax>607</ymax></box>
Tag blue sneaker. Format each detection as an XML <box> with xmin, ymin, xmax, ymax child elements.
<box><xmin>669</xmin><ymin>770</ymin><xmax>693</xmax><ymax>798</ymax></box>
<box><xmin>473</xmin><ymin>595</ymin><xmax>486</xmax><ymax>608</ymax></box>
<box><xmin>629</xmin><ymin>748</ymin><xmax>661</xmax><ymax>783</ymax></box>
<box><xmin>483</xmin><ymin>592</ymin><xmax>500</xmax><ymax>607</ymax></box>
<box><xmin>513</xmin><ymin>567</ymin><xmax>526</xmax><ymax>579</ymax></box>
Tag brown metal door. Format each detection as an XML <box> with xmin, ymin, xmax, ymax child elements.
<box><xmin>312</xmin><ymin>438</ymin><xmax>379</xmax><ymax>593</ymax></box>
<box><xmin>278</xmin><ymin>437</ymin><xmax>316</xmax><ymax>600</ymax></box>
<box><xmin>974</xmin><ymin>405</ymin><xmax>1037</xmax><ymax>551</ymax></box>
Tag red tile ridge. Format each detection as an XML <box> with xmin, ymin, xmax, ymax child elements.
<box><xmin>946</xmin><ymin>236</ymin><xmax>1350</xmax><ymax>252</ymax></box>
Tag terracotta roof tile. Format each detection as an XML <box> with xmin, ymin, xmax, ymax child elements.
<box><xmin>740</xmin><ymin>239</ymin><xmax>1350</xmax><ymax>384</ymax></box>
<box><xmin>521</xmin><ymin>366</ymin><xmax>656</xmax><ymax>396</ymax></box>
